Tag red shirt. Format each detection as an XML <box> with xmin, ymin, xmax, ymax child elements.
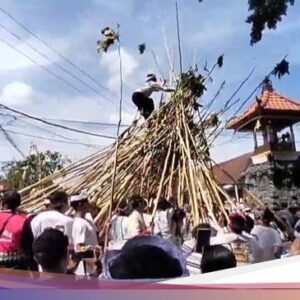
<box><xmin>0</xmin><ymin>210</ymin><xmax>27</xmax><ymax>253</ymax></box>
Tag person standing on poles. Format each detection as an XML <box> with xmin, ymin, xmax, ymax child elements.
<box><xmin>132</xmin><ymin>74</ymin><xmax>175</xmax><ymax>120</ymax></box>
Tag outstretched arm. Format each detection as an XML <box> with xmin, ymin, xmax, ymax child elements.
<box><xmin>149</xmin><ymin>82</ymin><xmax>175</xmax><ymax>93</ymax></box>
<box><xmin>162</xmin><ymin>86</ymin><xmax>176</xmax><ymax>92</ymax></box>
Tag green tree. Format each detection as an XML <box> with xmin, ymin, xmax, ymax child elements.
<box><xmin>198</xmin><ymin>0</ymin><xmax>295</xmax><ymax>45</ymax></box>
<box><xmin>2</xmin><ymin>150</ymin><xmax>70</xmax><ymax>190</ymax></box>
<box><xmin>247</xmin><ymin>0</ymin><xmax>295</xmax><ymax>45</ymax></box>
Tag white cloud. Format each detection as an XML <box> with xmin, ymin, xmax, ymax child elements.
<box><xmin>0</xmin><ymin>32</ymin><xmax>66</xmax><ymax>72</ymax></box>
<box><xmin>0</xmin><ymin>81</ymin><xmax>34</xmax><ymax>107</ymax></box>
<box><xmin>100</xmin><ymin>47</ymin><xmax>138</xmax><ymax>92</ymax></box>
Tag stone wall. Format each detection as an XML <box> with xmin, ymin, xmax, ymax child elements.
<box><xmin>244</xmin><ymin>159</ymin><xmax>300</xmax><ymax>208</ymax></box>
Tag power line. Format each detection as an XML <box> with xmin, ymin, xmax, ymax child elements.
<box><xmin>0</xmin><ymin>23</ymin><xmax>113</xmax><ymax>103</ymax></box>
<box><xmin>2</xmin><ymin>108</ymin><xmax>131</xmax><ymax>128</ymax></box>
<box><xmin>0</xmin><ymin>124</ymin><xmax>25</xmax><ymax>157</ymax></box>
<box><xmin>42</xmin><ymin>117</ymin><xmax>130</xmax><ymax>127</ymax></box>
<box><xmin>0</xmin><ymin>102</ymin><xmax>117</xmax><ymax>140</ymax></box>
<box><xmin>14</xmin><ymin>118</ymin><xmax>79</xmax><ymax>142</ymax></box>
<box><xmin>213</xmin><ymin>134</ymin><xmax>252</xmax><ymax>148</ymax></box>
<box><xmin>0</xmin><ymin>37</ymin><xmax>87</xmax><ymax>95</ymax></box>
<box><xmin>0</xmin><ymin>6</ymin><xmax>116</xmax><ymax>98</ymax></box>
<box><xmin>4</xmin><ymin>128</ymin><xmax>100</xmax><ymax>148</ymax></box>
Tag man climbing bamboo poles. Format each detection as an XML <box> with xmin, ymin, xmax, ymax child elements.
<box><xmin>132</xmin><ymin>74</ymin><xmax>175</xmax><ymax>120</ymax></box>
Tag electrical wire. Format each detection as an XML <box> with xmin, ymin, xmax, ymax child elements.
<box><xmin>0</xmin><ymin>23</ymin><xmax>113</xmax><ymax>103</ymax></box>
<box><xmin>0</xmin><ymin>37</ymin><xmax>87</xmax><ymax>95</ymax></box>
<box><xmin>0</xmin><ymin>102</ymin><xmax>117</xmax><ymax>140</ymax></box>
<box><xmin>1</xmin><ymin>111</ymin><xmax>130</xmax><ymax>128</ymax></box>
<box><xmin>4</xmin><ymin>128</ymin><xmax>100</xmax><ymax>148</ymax></box>
<box><xmin>0</xmin><ymin>6</ymin><xmax>116</xmax><ymax>98</ymax></box>
<box><xmin>0</xmin><ymin>124</ymin><xmax>25</xmax><ymax>157</ymax></box>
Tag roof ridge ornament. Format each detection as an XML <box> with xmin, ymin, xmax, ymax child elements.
<box><xmin>262</xmin><ymin>78</ymin><xmax>274</xmax><ymax>93</ymax></box>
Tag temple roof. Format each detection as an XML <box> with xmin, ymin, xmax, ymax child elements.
<box><xmin>227</xmin><ymin>82</ymin><xmax>300</xmax><ymax>131</ymax></box>
<box><xmin>212</xmin><ymin>152</ymin><xmax>252</xmax><ymax>186</ymax></box>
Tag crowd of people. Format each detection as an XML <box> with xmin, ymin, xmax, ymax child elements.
<box><xmin>0</xmin><ymin>189</ymin><xmax>300</xmax><ymax>281</ymax></box>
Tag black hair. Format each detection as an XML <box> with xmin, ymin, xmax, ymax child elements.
<box><xmin>116</xmin><ymin>199</ymin><xmax>130</xmax><ymax>216</ymax></box>
<box><xmin>262</xmin><ymin>208</ymin><xmax>275</xmax><ymax>225</ymax></box>
<box><xmin>172</xmin><ymin>208</ymin><xmax>186</xmax><ymax>223</ymax></box>
<box><xmin>49</xmin><ymin>191</ymin><xmax>68</xmax><ymax>210</ymax></box>
<box><xmin>146</xmin><ymin>73</ymin><xmax>157</xmax><ymax>82</ymax></box>
<box><xmin>157</xmin><ymin>197</ymin><xmax>172</xmax><ymax>211</ymax></box>
<box><xmin>70</xmin><ymin>199</ymin><xmax>88</xmax><ymax>211</ymax></box>
<box><xmin>191</xmin><ymin>223</ymin><xmax>211</xmax><ymax>239</ymax></box>
<box><xmin>1</xmin><ymin>190</ymin><xmax>21</xmax><ymax>211</ymax></box>
<box><xmin>201</xmin><ymin>245</ymin><xmax>237</xmax><ymax>274</ymax></box>
<box><xmin>244</xmin><ymin>215</ymin><xmax>255</xmax><ymax>233</ymax></box>
<box><xmin>33</xmin><ymin>228</ymin><xmax>69</xmax><ymax>271</ymax></box>
<box><xmin>129</xmin><ymin>194</ymin><xmax>145</xmax><ymax>210</ymax></box>
<box><xmin>109</xmin><ymin>245</ymin><xmax>182</xmax><ymax>279</ymax></box>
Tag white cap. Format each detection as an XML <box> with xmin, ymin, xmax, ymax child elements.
<box><xmin>44</xmin><ymin>199</ymin><xmax>51</xmax><ymax>205</ymax></box>
<box><xmin>69</xmin><ymin>193</ymin><xmax>89</xmax><ymax>204</ymax></box>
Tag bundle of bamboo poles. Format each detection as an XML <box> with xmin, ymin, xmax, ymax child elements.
<box><xmin>20</xmin><ymin>71</ymin><xmax>237</xmax><ymax>228</ymax></box>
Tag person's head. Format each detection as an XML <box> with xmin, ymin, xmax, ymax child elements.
<box><xmin>244</xmin><ymin>215</ymin><xmax>255</xmax><ymax>234</ymax></box>
<box><xmin>117</xmin><ymin>198</ymin><xmax>129</xmax><ymax>216</ymax></box>
<box><xmin>33</xmin><ymin>228</ymin><xmax>69</xmax><ymax>274</ymax></box>
<box><xmin>157</xmin><ymin>197</ymin><xmax>172</xmax><ymax>211</ymax></box>
<box><xmin>48</xmin><ymin>191</ymin><xmax>69</xmax><ymax>213</ymax></box>
<box><xmin>290</xmin><ymin>238</ymin><xmax>300</xmax><ymax>256</ymax></box>
<box><xmin>191</xmin><ymin>223</ymin><xmax>211</xmax><ymax>240</ymax></box>
<box><xmin>109</xmin><ymin>244</ymin><xmax>182</xmax><ymax>279</ymax></box>
<box><xmin>44</xmin><ymin>199</ymin><xmax>52</xmax><ymax>211</ymax></box>
<box><xmin>183</xmin><ymin>204</ymin><xmax>191</xmax><ymax>214</ymax></box>
<box><xmin>168</xmin><ymin>197</ymin><xmax>177</xmax><ymax>208</ymax></box>
<box><xmin>261</xmin><ymin>208</ymin><xmax>275</xmax><ymax>226</ymax></box>
<box><xmin>146</xmin><ymin>73</ymin><xmax>157</xmax><ymax>83</ymax></box>
<box><xmin>201</xmin><ymin>245</ymin><xmax>237</xmax><ymax>274</ymax></box>
<box><xmin>229</xmin><ymin>214</ymin><xmax>245</xmax><ymax>235</ymax></box>
<box><xmin>0</xmin><ymin>190</ymin><xmax>21</xmax><ymax>211</ymax></box>
<box><xmin>129</xmin><ymin>195</ymin><xmax>146</xmax><ymax>213</ymax></box>
<box><xmin>172</xmin><ymin>208</ymin><xmax>186</xmax><ymax>223</ymax></box>
<box><xmin>89</xmin><ymin>203</ymin><xmax>100</xmax><ymax>219</ymax></box>
<box><xmin>69</xmin><ymin>193</ymin><xmax>90</xmax><ymax>215</ymax></box>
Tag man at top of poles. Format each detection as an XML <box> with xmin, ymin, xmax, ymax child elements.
<box><xmin>132</xmin><ymin>74</ymin><xmax>175</xmax><ymax>120</ymax></box>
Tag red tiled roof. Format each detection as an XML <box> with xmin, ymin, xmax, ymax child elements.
<box><xmin>227</xmin><ymin>87</ymin><xmax>300</xmax><ymax>130</ymax></box>
<box><xmin>212</xmin><ymin>152</ymin><xmax>252</xmax><ymax>185</ymax></box>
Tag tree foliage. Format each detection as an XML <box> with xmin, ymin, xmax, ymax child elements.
<box><xmin>2</xmin><ymin>150</ymin><xmax>70</xmax><ymax>190</ymax></box>
<box><xmin>198</xmin><ymin>0</ymin><xmax>295</xmax><ymax>45</ymax></box>
<box><xmin>247</xmin><ymin>0</ymin><xmax>295</xmax><ymax>45</ymax></box>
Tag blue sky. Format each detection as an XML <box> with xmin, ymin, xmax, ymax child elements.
<box><xmin>0</xmin><ymin>0</ymin><xmax>300</xmax><ymax>165</ymax></box>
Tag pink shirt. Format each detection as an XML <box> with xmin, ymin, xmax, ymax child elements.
<box><xmin>0</xmin><ymin>211</ymin><xmax>27</xmax><ymax>253</ymax></box>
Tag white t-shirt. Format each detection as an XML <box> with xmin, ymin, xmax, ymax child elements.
<box><xmin>251</xmin><ymin>225</ymin><xmax>282</xmax><ymax>262</ymax></box>
<box><xmin>153</xmin><ymin>208</ymin><xmax>174</xmax><ymax>241</ymax></box>
<box><xmin>136</xmin><ymin>82</ymin><xmax>171</xmax><ymax>98</ymax></box>
<box><xmin>31</xmin><ymin>210</ymin><xmax>73</xmax><ymax>247</ymax></box>
<box><xmin>72</xmin><ymin>217</ymin><xmax>99</xmax><ymax>276</ymax></box>
<box><xmin>72</xmin><ymin>217</ymin><xmax>98</xmax><ymax>247</ymax></box>
<box><xmin>110</xmin><ymin>215</ymin><xmax>129</xmax><ymax>242</ymax></box>
<box><xmin>125</xmin><ymin>210</ymin><xmax>146</xmax><ymax>239</ymax></box>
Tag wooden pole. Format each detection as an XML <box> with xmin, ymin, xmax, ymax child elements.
<box><xmin>175</xmin><ymin>2</ymin><xmax>183</xmax><ymax>74</ymax></box>
<box><xmin>105</xmin><ymin>24</ymin><xmax>123</xmax><ymax>249</ymax></box>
